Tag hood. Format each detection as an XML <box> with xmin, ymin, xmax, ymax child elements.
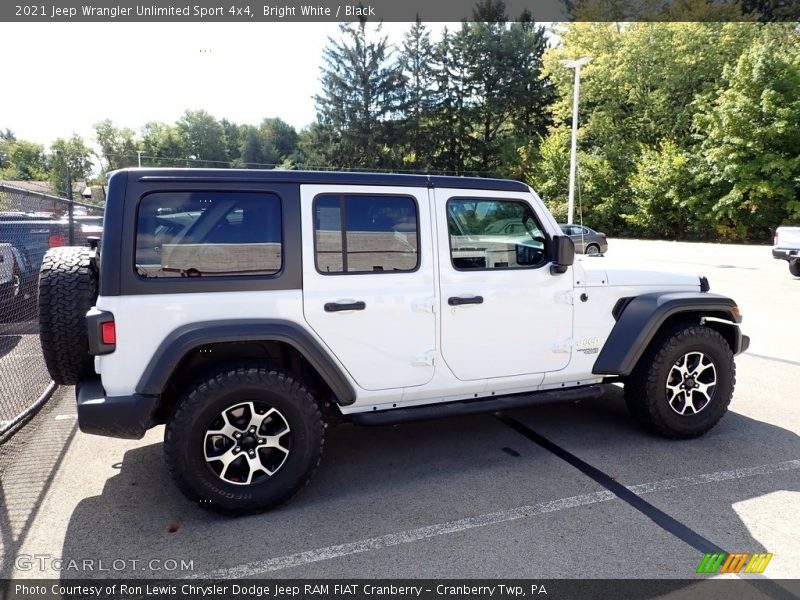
<box><xmin>576</xmin><ymin>256</ymin><xmax>702</xmax><ymax>288</ymax></box>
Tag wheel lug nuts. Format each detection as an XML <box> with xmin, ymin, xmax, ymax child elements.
<box><xmin>249</xmin><ymin>451</ymin><xmax>255</xmax><ymax>457</ymax></box>
<box><xmin>234</xmin><ymin>432</ymin><xmax>241</xmax><ymax>438</ymax></box>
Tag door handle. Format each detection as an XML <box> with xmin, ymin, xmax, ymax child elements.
<box><xmin>324</xmin><ymin>301</ymin><xmax>366</xmax><ymax>312</ymax></box>
<box><xmin>448</xmin><ymin>296</ymin><xmax>484</xmax><ymax>306</ymax></box>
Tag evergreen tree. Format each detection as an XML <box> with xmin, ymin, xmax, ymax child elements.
<box><xmin>400</xmin><ymin>17</ymin><xmax>436</xmax><ymax>169</ymax></box>
<box><xmin>429</xmin><ymin>26</ymin><xmax>474</xmax><ymax>174</ymax></box>
<box><xmin>260</xmin><ymin>118</ymin><xmax>299</xmax><ymax>160</ymax></box>
<box><xmin>221</xmin><ymin>119</ymin><xmax>242</xmax><ymax>164</ymax></box>
<box><xmin>237</xmin><ymin>125</ymin><xmax>265</xmax><ymax>167</ymax></box>
<box><xmin>314</xmin><ymin>19</ymin><xmax>405</xmax><ymax>168</ymax></box>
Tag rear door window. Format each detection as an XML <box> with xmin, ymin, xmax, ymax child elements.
<box><xmin>313</xmin><ymin>194</ymin><xmax>419</xmax><ymax>274</ymax></box>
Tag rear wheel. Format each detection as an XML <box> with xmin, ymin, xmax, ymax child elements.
<box><xmin>789</xmin><ymin>259</ymin><xmax>800</xmax><ymax>277</ymax></box>
<box><xmin>38</xmin><ymin>247</ymin><xmax>98</xmax><ymax>384</ymax></box>
<box><xmin>164</xmin><ymin>365</ymin><xmax>325</xmax><ymax>514</ymax></box>
<box><xmin>625</xmin><ymin>324</ymin><xmax>734</xmax><ymax>439</ymax></box>
<box><xmin>586</xmin><ymin>243</ymin><xmax>600</xmax><ymax>255</ymax></box>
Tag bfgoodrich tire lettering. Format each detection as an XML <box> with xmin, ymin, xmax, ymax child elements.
<box><xmin>624</xmin><ymin>324</ymin><xmax>734</xmax><ymax>439</ymax></box>
<box><xmin>38</xmin><ymin>247</ymin><xmax>98</xmax><ymax>385</ymax></box>
<box><xmin>164</xmin><ymin>365</ymin><xmax>324</xmax><ymax>514</ymax></box>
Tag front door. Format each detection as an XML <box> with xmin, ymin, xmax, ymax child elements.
<box><xmin>435</xmin><ymin>188</ymin><xmax>574</xmax><ymax>381</ymax></box>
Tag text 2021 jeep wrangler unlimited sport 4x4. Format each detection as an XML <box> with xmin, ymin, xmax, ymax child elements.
<box><xmin>38</xmin><ymin>169</ymin><xmax>749</xmax><ymax>514</ymax></box>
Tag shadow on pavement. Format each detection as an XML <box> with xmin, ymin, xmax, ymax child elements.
<box><xmin>58</xmin><ymin>390</ymin><xmax>800</xmax><ymax>580</ymax></box>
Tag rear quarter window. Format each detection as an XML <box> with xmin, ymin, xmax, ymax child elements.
<box><xmin>135</xmin><ymin>191</ymin><xmax>282</xmax><ymax>278</ymax></box>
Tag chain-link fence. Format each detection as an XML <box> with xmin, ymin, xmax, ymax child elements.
<box><xmin>0</xmin><ymin>182</ymin><xmax>103</xmax><ymax>439</ymax></box>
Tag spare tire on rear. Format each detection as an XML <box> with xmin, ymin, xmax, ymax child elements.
<box><xmin>39</xmin><ymin>247</ymin><xmax>98</xmax><ymax>385</ymax></box>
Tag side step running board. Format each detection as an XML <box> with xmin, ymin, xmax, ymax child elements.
<box><xmin>350</xmin><ymin>384</ymin><xmax>606</xmax><ymax>426</ymax></box>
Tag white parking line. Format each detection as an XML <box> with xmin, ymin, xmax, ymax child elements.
<box><xmin>196</xmin><ymin>458</ymin><xmax>800</xmax><ymax>578</ymax></box>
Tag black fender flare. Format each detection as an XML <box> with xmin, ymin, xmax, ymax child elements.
<box><xmin>592</xmin><ymin>292</ymin><xmax>743</xmax><ymax>376</ymax></box>
<box><xmin>135</xmin><ymin>319</ymin><xmax>356</xmax><ymax>405</ymax></box>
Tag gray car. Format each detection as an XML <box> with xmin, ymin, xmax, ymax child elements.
<box><xmin>558</xmin><ymin>224</ymin><xmax>608</xmax><ymax>255</ymax></box>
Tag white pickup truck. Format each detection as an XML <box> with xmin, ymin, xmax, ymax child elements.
<box><xmin>773</xmin><ymin>226</ymin><xmax>800</xmax><ymax>276</ymax></box>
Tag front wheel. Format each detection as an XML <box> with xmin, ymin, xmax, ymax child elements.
<box><xmin>624</xmin><ymin>324</ymin><xmax>735</xmax><ymax>439</ymax></box>
<box><xmin>789</xmin><ymin>259</ymin><xmax>800</xmax><ymax>277</ymax></box>
<box><xmin>164</xmin><ymin>366</ymin><xmax>325</xmax><ymax>514</ymax></box>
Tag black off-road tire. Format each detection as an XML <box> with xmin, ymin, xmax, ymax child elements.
<box><xmin>624</xmin><ymin>323</ymin><xmax>735</xmax><ymax>439</ymax></box>
<box><xmin>38</xmin><ymin>247</ymin><xmax>98</xmax><ymax>385</ymax></box>
<box><xmin>164</xmin><ymin>365</ymin><xmax>325</xmax><ymax>515</ymax></box>
<box><xmin>789</xmin><ymin>259</ymin><xmax>800</xmax><ymax>277</ymax></box>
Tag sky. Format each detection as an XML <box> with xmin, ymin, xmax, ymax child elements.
<box><xmin>0</xmin><ymin>22</ymin><xmax>457</xmax><ymax>148</ymax></box>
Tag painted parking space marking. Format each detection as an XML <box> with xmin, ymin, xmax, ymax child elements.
<box><xmin>195</xmin><ymin>458</ymin><xmax>800</xmax><ymax>578</ymax></box>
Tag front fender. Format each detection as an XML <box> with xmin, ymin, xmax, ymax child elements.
<box><xmin>592</xmin><ymin>292</ymin><xmax>743</xmax><ymax>376</ymax></box>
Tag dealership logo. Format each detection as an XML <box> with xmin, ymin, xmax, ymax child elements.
<box><xmin>696</xmin><ymin>552</ymin><xmax>773</xmax><ymax>574</ymax></box>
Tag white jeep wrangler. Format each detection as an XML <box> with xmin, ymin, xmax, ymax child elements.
<box><xmin>38</xmin><ymin>169</ymin><xmax>749</xmax><ymax>514</ymax></box>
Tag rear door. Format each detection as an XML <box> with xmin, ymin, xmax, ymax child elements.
<box><xmin>301</xmin><ymin>185</ymin><xmax>436</xmax><ymax>391</ymax></box>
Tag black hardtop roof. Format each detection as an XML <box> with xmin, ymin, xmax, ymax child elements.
<box><xmin>119</xmin><ymin>168</ymin><xmax>530</xmax><ymax>193</ymax></box>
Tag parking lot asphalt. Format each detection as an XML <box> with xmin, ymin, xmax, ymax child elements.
<box><xmin>1</xmin><ymin>239</ymin><xmax>798</xmax><ymax>583</ymax></box>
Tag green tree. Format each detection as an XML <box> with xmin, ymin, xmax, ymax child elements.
<box><xmin>295</xmin><ymin>122</ymin><xmax>339</xmax><ymax>168</ymax></box>
<box><xmin>399</xmin><ymin>17</ymin><xmax>437</xmax><ymax>169</ymax></box>
<box><xmin>236</xmin><ymin>125</ymin><xmax>265</xmax><ymax>167</ymax></box>
<box><xmin>259</xmin><ymin>118</ymin><xmax>298</xmax><ymax>161</ymax></box>
<box><xmin>314</xmin><ymin>19</ymin><xmax>405</xmax><ymax>168</ymax></box>
<box><xmin>48</xmin><ymin>135</ymin><xmax>93</xmax><ymax>196</ymax></box>
<box><xmin>94</xmin><ymin>119</ymin><xmax>138</xmax><ymax>171</ymax></box>
<box><xmin>140</xmin><ymin>122</ymin><xmax>186</xmax><ymax>166</ymax></box>
<box><xmin>536</xmin><ymin>22</ymin><xmax>762</xmax><ymax>236</ymax></box>
<box><xmin>0</xmin><ymin>129</ymin><xmax>14</xmax><ymax>173</ymax></box>
<box><xmin>221</xmin><ymin>119</ymin><xmax>242</xmax><ymax>164</ymax></box>
<box><xmin>695</xmin><ymin>35</ymin><xmax>800</xmax><ymax>241</ymax></box>
<box><xmin>176</xmin><ymin>110</ymin><xmax>229</xmax><ymax>166</ymax></box>
<box><xmin>528</xmin><ymin>127</ymin><xmax>570</xmax><ymax>220</ymax></box>
<box><xmin>626</xmin><ymin>141</ymin><xmax>699</xmax><ymax>239</ymax></box>
<box><xmin>429</xmin><ymin>25</ymin><xmax>474</xmax><ymax>174</ymax></box>
<box><xmin>0</xmin><ymin>137</ymin><xmax>48</xmax><ymax>181</ymax></box>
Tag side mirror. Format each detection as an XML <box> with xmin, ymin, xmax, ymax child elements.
<box><xmin>550</xmin><ymin>235</ymin><xmax>575</xmax><ymax>275</ymax></box>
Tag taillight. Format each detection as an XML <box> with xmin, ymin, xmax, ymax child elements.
<box><xmin>774</xmin><ymin>231</ymin><xmax>779</xmax><ymax>246</ymax></box>
<box><xmin>86</xmin><ymin>308</ymin><xmax>115</xmax><ymax>355</ymax></box>
<box><xmin>101</xmin><ymin>321</ymin><xmax>116</xmax><ymax>345</ymax></box>
<box><xmin>49</xmin><ymin>234</ymin><xmax>65</xmax><ymax>248</ymax></box>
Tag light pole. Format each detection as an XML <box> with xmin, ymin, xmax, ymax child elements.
<box><xmin>137</xmin><ymin>150</ymin><xmax>144</xmax><ymax>168</ymax></box>
<box><xmin>561</xmin><ymin>56</ymin><xmax>591</xmax><ymax>225</ymax></box>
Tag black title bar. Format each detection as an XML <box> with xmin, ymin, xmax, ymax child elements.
<box><xmin>3</xmin><ymin>0</ymin><xmax>799</xmax><ymax>22</ymax></box>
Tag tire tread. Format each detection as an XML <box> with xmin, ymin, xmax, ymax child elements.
<box><xmin>625</xmin><ymin>323</ymin><xmax>735</xmax><ymax>439</ymax></box>
<box><xmin>164</xmin><ymin>365</ymin><xmax>324</xmax><ymax>515</ymax></box>
<box><xmin>38</xmin><ymin>247</ymin><xmax>98</xmax><ymax>385</ymax></box>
